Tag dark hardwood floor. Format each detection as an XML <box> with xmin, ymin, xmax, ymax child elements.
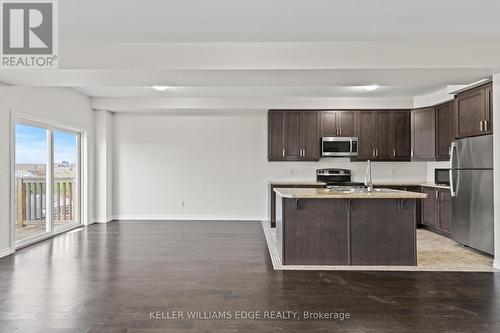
<box><xmin>0</xmin><ymin>220</ymin><xmax>498</xmax><ymax>332</ymax></box>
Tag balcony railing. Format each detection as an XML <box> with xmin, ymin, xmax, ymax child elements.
<box><xmin>16</xmin><ymin>177</ymin><xmax>76</xmax><ymax>227</ymax></box>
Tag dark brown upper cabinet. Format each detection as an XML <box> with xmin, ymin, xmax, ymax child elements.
<box><xmin>355</xmin><ymin>110</ymin><xmax>410</xmax><ymax>161</ymax></box>
<box><xmin>268</xmin><ymin>110</ymin><xmax>319</xmax><ymax>161</ymax></box>
<box><xmin>455</xmin><ymin>83</ymin><xmax>493</xmax><ymax>138</ymax></box>
<box><xmin>411</xmin><ymin>107</ymin><xmax>436</xmax><ymax>161</ymax></box>
<box><xmin>485</xmin><ymin>83</ymin><xmax>493</xmax><ymax>135</ymax></box>
<box><xmin>301</xmin><ymin>112</ymin><xmax>320</xmax><ymax>160</ymax></box>
<box><xmin>284</xmin><ymin>111</ymin><xmax>302</xmax><ymax>160</ymax></box>
<box><xmin>268</xmin><ymin>111</ymin><xmax>285</xmax><ymax>161</ymax></box>
<box><xmin>391</xmin><ymin>111</ymin><xmax>411</xmax><ymax>160</ymax></box>
<box><xmin>355</xmin><ymin>111</ymin><xmax>376</xmax><ymax>160</ymax></box>
<box><xmin>320</xmin><ymin>111</ymin><xmax>355</xmax><ymax>137</ymax></box>
<box><xmin>320</xmin><ymin>111</ymin><xmax>336</xmax><ymax>136</ymax></box>
<box><xmin>435</xmin><ymin>101</ymin><xmax>454</xmax><ymax>161</ymax></box>
<box><xmin>374</xmin><ymin>111</ymin><xmax>392</xmax><ymax>160</ymax></box>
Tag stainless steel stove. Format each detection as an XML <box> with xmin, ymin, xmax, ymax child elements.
<box><xmin>316</xmin><ymin>168</ymin><xmax>365</xmax><ymax>188</ymax></box>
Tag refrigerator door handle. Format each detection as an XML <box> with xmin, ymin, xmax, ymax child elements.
<box><xmin>450</xmin><ymin>170</ymin><xmax>457</xmax><ymax>197</ymax></box>
<box><xmin>449</xmin><ymin>141</ymin><xmax>457</xmax><ymax>169</ymax></box>
<box><xmin>450</xmin><ymin>141</ymin><xmax>457</xmax><ymax>197</ymax></box>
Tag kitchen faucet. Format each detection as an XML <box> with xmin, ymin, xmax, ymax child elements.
<box><xmin>364</xmin><ymin>160</ymin><xmax>373</xmax><ymax>192</ymax></box>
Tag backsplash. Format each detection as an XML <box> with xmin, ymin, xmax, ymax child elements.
<box><xmin>267</xmin><ymin>158</ymin><xmax>429</xmax><ymax>182</ymax></box>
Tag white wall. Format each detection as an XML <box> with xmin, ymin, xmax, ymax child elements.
<box><xmin>493</xmin><ymin>74</ymin><xmax>500</xmax><ymax>269</ymax></box>
<box><xmin>94</xmin><ymin>110</ymin><xmax>113</xmax><ymax>222</ymax></box>
<box><xmin>112</xmin><ymin>111</ymin><xmax>428</xmax><ymax>221</ymax></box>
<box><xmin>0</xmin><ymin>87</ymin><xmax>94</xmax><ymax>257</ymax></box>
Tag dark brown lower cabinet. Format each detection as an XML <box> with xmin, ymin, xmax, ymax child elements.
<box><xmin>421</xmin><ymin>187</ymin><xmax>451</xmax><ymax>236</ymax></box>
<box><xmin>438</xmin><ymin>189</ymin><xmax>452</xmax><ymax>234</ymax></box>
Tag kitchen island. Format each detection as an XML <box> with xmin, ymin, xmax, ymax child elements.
<box><xmin>274</xmin><ymin>187</ymin><xmax>427</xmax><ymax>266</ymax></box>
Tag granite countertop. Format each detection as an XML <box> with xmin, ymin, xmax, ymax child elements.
<box><xmin>269</xmin><ymin>180</ymin><xmax>327</xmax><ymax>186</ymax></box>
<box><xmin>373</xmin><ymin>180</ymin><xmax>451</xmax><ymax>189</ymax></box>
<box><xmin>371</xmin><ymin>180</ymin><xmax>426</xmax><ymax>186</ymax></box>
<box><xmin>419</xmin><ymin>183</ymin><xmax>451</xmax><ymax>189</ymax></box>
<box><xmin>269</xmin><ymin>179</ymin><xmax>450</xmax><ymax>190</ymax></box>
<box><xmin>274</xmin><ymin>187</ymin><xmax>428</xmax><ymax>199</ymax></box>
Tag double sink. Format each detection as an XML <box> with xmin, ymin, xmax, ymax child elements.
<box><xmin>326</xmin><ymin>186</ymin><xmax>401</xmax><ymax>194</ymax></box>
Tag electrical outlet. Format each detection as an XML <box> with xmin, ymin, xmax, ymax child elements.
<box><xmin>289</xmin><ymin>169</ymin><xmax>294</xmax><ymax>175</ymax></box>
<box><xmin>389</xmin><ymin>168</ymin><xmax>396</xmax><ymax>176</ymax></box>
<box><xmin>181</xmin><ymin>200</ymin><xmax>185</xmax><ymax>208</ymax></box>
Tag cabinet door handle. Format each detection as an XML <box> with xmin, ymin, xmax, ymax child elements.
<box><xmin>480</xmin><ymin>121</ymin><xmax>484</xmax><ymax>131</ymax></box>
<box><xmin>484</xmin><ymin>120</ymin><xmax>488</xmax><ymax>132</ymax></box>
<box><xmin>393</xmin><ymin>149</ymin><xmax>396</xmax><ymax>157</ymax></box>
<box><xmin>339</xmin><ymin>128</ymin><xmax>342</xmax><ymax>136</ymax></box>
<box><xmin>282</xmin><ymin>149</ymin><xmax>286</xmax><ymax>157</ymax></box>
<box><xmin>411</xmin><ymin>149</ymin><xmax>414</xmax><ymax>157</ymax></box>
<box><xmin>435</xmin><ymin>190</ymin><xmax>439</xmax><ymax>200</ymax></box>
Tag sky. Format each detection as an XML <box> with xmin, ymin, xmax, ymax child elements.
<box><xmin>15</xmin><ymin>124</ymin><xmax>77</xmax><ymax>164</ymax></box>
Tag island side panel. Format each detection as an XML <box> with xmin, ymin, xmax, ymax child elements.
<box><xmin>350</xmin><ymin>199</ymin><xmax>416</xmax><ymax>266</ymax></box>
<box><xmin>282</xmin><ymin>198</ymin><xmax>349</xmax><ymax>265</ymax></box>
<box><xmin>270</xmin><ymin>184</ymin><xmax>276</xmax><ymax>228</ymax></box>
<box><xmin>275</xmin><ymin>194</ymin><xmax>284</xmax><ymax>262</ymax></box>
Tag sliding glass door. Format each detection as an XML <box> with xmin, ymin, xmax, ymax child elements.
<box><xmin>15</xmin><ymin>121</ymin><xmax>81</xmax><ymax>246</ymax></box>
<box><xmin>15</xmin><ymin>124</ymin><xmax>50</xmax><ymax>242</ymax></box>
<box><xmin>53</xmin><ymin>130</ymin><xmax>80</xmax><ymax>230</ymax></box>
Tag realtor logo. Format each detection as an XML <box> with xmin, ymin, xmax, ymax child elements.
<box><xmin>1</xmin><ymin>0</ymin><xmax>58</xmax><ymax>68</ymax></box>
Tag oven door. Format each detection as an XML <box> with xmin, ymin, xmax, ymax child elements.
<box><xmin>321</xmin><ymin>137</ymin><xmax>358</xmax><ymax>157</ymax></box>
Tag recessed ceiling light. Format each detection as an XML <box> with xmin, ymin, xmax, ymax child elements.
<box><xmin>152</xmin><ymin>85</ymin><xmax>169</xmax><ymax>91</ymax></box>
<box><xmin>363</xmin><ymin>84</ymin><xmax>379</xmax><ymax>91</ymax></box>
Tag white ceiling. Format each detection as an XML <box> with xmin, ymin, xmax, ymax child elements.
<box><xmin>60</xmin><ymin>0</ymin><xmax>500</xmax><ymax>42</ymax></box>
<box><xmin>75</xmin><ymin>85</ymin><xmax>444</xmax><ymax>99</ymax></box>
<box><xmin>1</xmin><ymin>1</ymin><xmax>499</xmax><ymax>110</ymax></box>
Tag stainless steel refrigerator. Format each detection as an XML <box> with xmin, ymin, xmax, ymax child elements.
<box><xmin>450</xmin><ymin>135</ymin><xmax>494</xmax><ymax>255</ymax></box>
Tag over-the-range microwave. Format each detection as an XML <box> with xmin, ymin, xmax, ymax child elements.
<box><xmin>321</xmin><ymin>137</ymin><xmax>359</xmax><ymax>157</ymax></box>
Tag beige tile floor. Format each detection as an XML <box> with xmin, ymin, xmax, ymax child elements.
<box><xmin>262</xmin><ymin>222</ymin><xmax>495</xmax><ymax>272</ymax></box>
<box><xmin>416</xmin><ymin>228</ymin><xmax>494</xmax><ymax>271</ymax></box>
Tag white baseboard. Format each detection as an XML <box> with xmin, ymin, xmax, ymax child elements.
<box><xmin>113</xmin><ymin>215</ymin><xmax>265</xmax><ymax>222</ymax></box>
<box><xmin>0</xmin><ymin>247</ymin><xmax>12</xmax><ymax>259</ymax></box>
<box><xmin>93</xmin><ymin>216</ymin><xmax>116</xmax><ymax>224</ymax></box>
